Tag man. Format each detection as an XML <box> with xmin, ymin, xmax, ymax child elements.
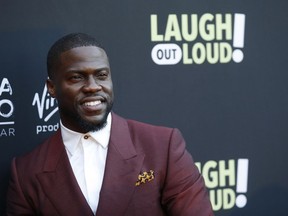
<box><xmin>6</xmin><ymin>33</ymin><xmax>214</xmax><ymax>215</ymax></box>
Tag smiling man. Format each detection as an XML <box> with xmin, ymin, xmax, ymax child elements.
<box><xmin>47</xmin><ymin>45</ymin><xmax>114</xmax><ymax>133</ymax></box>
<box><xmin>6</xmin><ymin>33</ymin><xmax>214</xmax><ymax>216</ymax></box>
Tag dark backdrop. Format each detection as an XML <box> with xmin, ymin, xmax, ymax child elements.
<box><xmin>1</xmin><ymin>0</ymin><xmax>288</xmax><ymax>215</ymax></box>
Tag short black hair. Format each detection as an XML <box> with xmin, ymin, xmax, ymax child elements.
<box><xmin>47</xmin><ymin>33</ymin><xmax>104</xmax><ymax>79</ymax></box>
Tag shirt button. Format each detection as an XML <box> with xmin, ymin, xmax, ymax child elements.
<box><xmin>84</xmin><ymin>135</ymin><xmax>89</xmax><ymax>139</ymax></box>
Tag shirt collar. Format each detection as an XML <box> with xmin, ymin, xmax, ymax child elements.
<box><xmin>61</xmin><ymin>113</ymin><xmax>112</xmax><ymax>156</ymax></box>
<box><xmin>89</xmin><ymin>113</ymin><xmax>111</xmax><ymax>149</ymax></box>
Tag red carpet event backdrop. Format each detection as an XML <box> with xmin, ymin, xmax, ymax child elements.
<box><xmin>0</xmin><ymin>1</ymin><xmax>288</xmax><ymax>215</ymax></box>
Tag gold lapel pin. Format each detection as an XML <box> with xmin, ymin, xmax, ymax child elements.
<box><xmin>135</xmin><ymin>170</ymin><xmax>155</xmax><ymax>186</ymax></box>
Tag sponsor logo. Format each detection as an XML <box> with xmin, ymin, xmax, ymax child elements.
<box><xmin>32</xmin><ymin>84</ymin><xmax>59</xmax><ymax>134</ymax></box>
<box><xmin>0</xmin><ymin>77</ymin><xmax>15</xmax><ymax>137</ymax></box>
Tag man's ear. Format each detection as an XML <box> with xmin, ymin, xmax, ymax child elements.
<box><xmin>46</xmin><ymin>79</ymin><xmax>56</xmax><ymax>98</ymax></box>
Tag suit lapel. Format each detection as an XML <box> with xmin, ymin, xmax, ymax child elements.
<box><xmin>36</xmin><ymin>130</ymin><xmax>94</xmax><ymax>216</ymax></box>
<box><xmin>96</xmin><ymin>113</ymin><xmax>145</xmax><ymax>216</ymax></box>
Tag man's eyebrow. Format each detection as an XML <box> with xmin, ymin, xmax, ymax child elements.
<box><xmin>65</xmin><ymin>69</ymin><xmax>83</xmax><ymax>73</ymax></box>
<box><xmin>96</xmin><ymin>67</ymin><xmax>110</xmax><ymax>71</ymax></box>
<box><xmin>65</xmin><ymin>67</ymin><xmax>110</xmax><ymax>73</ymax></box>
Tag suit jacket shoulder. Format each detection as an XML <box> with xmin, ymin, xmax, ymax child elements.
<box><xmin>14</xmin><ymin>130</ymin><xmax>64</xmax><ymax>175</ymax></box>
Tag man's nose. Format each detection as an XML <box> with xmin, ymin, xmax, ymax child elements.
<box><xmin>83</xmin><ymin>76</ymin><xmax>102</xmax><ymax>92</ymax></box>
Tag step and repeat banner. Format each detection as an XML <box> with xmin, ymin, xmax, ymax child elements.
<box><xmin>1</xmin><ymin>0</ymin><xmax>288</xmax><ymax>215</ymax></box>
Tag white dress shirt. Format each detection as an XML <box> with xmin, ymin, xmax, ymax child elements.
<box><xmin>60</xmin><ymin>113</ymin><xmax>112</xmax><ymax>214</ymax></box>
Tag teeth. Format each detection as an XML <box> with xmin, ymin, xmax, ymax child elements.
<box><xmin>84</xmin><ymin>101</ymin><xmax>101</xmax><ymax>106</ymax></box>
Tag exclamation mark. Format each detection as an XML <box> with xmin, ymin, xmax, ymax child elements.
<box><xmin>232</xmin><ymin>13</ymin><xmax>246</xmax><ymax>63</ymax></box>
<box><xmin>236</xmin><ymin>158</ymin><xmax>249</xmax><ymax>208</ymax></box>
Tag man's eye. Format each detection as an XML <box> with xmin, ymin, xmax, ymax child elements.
<box><xmin>70</xmin><ymin>75</ymin><xmax>83</xmax><ymax>81</ymax></box>
<box><xmin>97</xmin><ymin>72</ymin><xmax>108</xmax><ymax>79</ymax></box>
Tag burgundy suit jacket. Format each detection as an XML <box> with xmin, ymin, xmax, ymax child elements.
<box><xmin>6</xmin><ymin>113</ymin><xmax>214</xmax><ymax>216</ymax></box>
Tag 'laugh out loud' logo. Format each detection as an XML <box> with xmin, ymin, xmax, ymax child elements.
<box><xmin>196</xmin><ymin>158</ymin><xmax>249</xmax><ymax>211</ymax></box>
<box><xmin>150</xmin><ymin>13</ymin><xmax>246</xmax><ymax>65</ymax></box>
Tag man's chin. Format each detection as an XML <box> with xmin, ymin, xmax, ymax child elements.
<box><xmin>77</xmin><ymin>113</ymin><xmax>109</xmax><ymax>132</ymax></box>
<box><xmin>76</xmin><ymin>103</ymin><xmax>112</xmax><ymax>132</ymax></box>
<box><xmin>78</xmin><ymin>118</ymin><xmax>107</xmax><ymax>132</ymax></box>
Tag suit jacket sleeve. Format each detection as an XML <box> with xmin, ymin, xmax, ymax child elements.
<box><xmin>6</xmin><ymin>158</ymin><xmax>35</xmax><ymax>216</ymax></box>
<box><xmin>162</xmin><ymin>128</ymin><xmax>214</xmax><ymax>216</ymax></box>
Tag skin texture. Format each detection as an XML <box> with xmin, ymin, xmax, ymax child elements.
<box><xmin>46</xmin><ymin>46</ymin><xmax>114</xmax><ymax>133</ymax></box>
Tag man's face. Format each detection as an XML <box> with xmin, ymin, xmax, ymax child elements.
<box><xmin>47</xmin><ymin>46</ymin><xmax>114</xmax><ymax>133</ymax></box>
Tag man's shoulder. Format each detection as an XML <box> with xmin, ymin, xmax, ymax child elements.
<box><xmin>15</xmin><ymin>130</ymin><xmax>62</xmax><ymax>169</ymax></box>
<box><xmin>112</xmin><ymin>113</ymin><xmax>180</xmax><ymax>142</ymax></box>
<box><xmin>127</xmin><ymin>118</ymin><xmax>172</xmax><ymax>132</ymax></box>
<box><xmin>113</xmin><ymin>112</ymin><xmax>174</xmax><ymax>133</ymax></box>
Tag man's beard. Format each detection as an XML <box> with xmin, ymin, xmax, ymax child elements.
<box><xmin>77</xmin><ymin>103</ymin><xmax>113</xmax><ymax>132</ymax></box>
